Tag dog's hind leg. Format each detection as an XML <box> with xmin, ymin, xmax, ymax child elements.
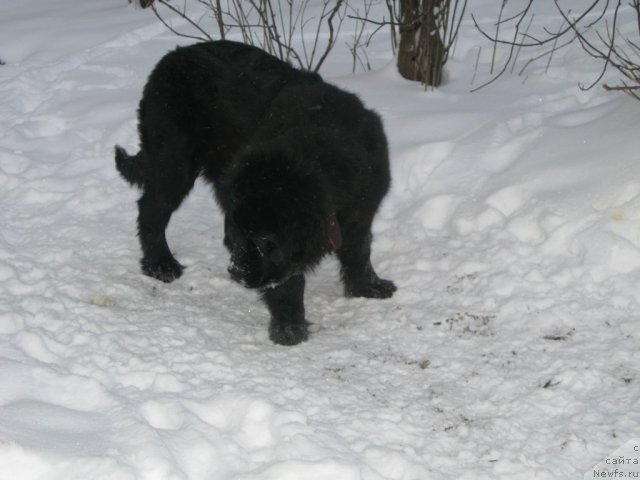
<box><xmin>136</xmin><ymin>149</ymin><xmax>198</xmax><ymax>283</ymax></box>
<box><xmin>262</xmin><ymin>274</ymin><xmax>309</xmax><ymax>346</ymax></box>
<box><xmin>337</xmin><ymin>225</ymin><xmax>396</xmax><ymax>299</ymax></box>
<box><xmin>137</xmin><ymin>191</ymin><xmax>185</xmax><ymax>282</ymax></box>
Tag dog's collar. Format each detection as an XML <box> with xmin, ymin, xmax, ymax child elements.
<box><xmin>328</xmin><ymin>212</ymin><xmax>342</xmax><ymax>251</ymax></box>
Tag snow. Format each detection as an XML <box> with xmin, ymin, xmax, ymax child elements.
<box><xmin>1</xmin><ymin>1</ymin><xmax>639</xmax><ymax>479</ymax></box>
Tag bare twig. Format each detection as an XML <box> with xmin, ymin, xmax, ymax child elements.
<box><xmin>149</xmin><ymin>0</ymin><xmax>348</xmax><ymax>73</ymax></box>
<box><xmin>472</xmin><ymin>0</ymin><xmax>601</xmax><ymax>48</ymax></box>
<box><xmin>347</xmin><ymin>0</ymin><xmax>375</xmax><ymax>72</ymax></box>
<box><xmin>471</xmin><ymin>1</ymin><xmax>534</xmax><ymax>92</ymax></box>
<box><xmin>511</xmin><ymin>13</ymin><xmax>535</xmax><ymax>74</ymax></box>
<box><xmin>552</xmin><ymin>0</ymin><xmax>622</xmax><ymax>90</ymax></box>
<box><xmin>471</xmin><ymin>45</ymin><xmax>481</xmax><ymax>85</ymax></box>
<box><xmin>151</xmin><ymin>0</ymin><xmax>212</xmax><ymax>41</ymax></box>
<box><xmin>474</xmin><ymin>0</ymin><xmax>640</xmax><ymax>100</ymax></box>
<box><xmin>313</xmin><ymin>0</ymin><xmax>344</xmax><ymax>71</ymax></box>
<box><xmin>518</xmin><ymin>37</ymin><xmax>575</xmax><ymax>76</ymax></box>
<box><xmin>214</xmin><ymin>0</ymin><xmax>226</xmax><ymax>39</ymax></box>
<box><xmin>546</xmin><ymin>12</ymin><xmax>571</xmax><ymax>73</ymax></box>
<box><xmin>491</xmin><ymin>1</ymin><xmax>508</xmax><ymax>74</ymax></box>
<box><xmin>385</xmin><ymin>0</ymin><xmax>398</xmax><ymax>52</ymax></box>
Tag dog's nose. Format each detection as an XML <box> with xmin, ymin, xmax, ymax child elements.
<box><xmin>227</xmin><ymin>264</ymin><xmax>242</xmax><ymax>282</ymax></box>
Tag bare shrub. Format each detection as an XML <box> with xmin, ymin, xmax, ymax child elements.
<box><xmin>474</xmin><ymin>0</ymin><xmax>640</xmax><ymax>100</ymax></box>
<box><xmin>143</xmin><ymin>0</ymin><xmax>469</xmax><ymax>88</ymax></box>
<box><xmin>149</xmin><ymin>0</ymin><xmax>347</xmax><ymax>73</ymax></box>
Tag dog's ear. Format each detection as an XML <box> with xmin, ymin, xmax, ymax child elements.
<box><xmin>328</xmin><ymin>213</ymin><xmax>342</xmax><ymax>251</ymax></box>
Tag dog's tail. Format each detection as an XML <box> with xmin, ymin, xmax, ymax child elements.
<box><xmin>115</xmin><ymin>145</ymin><xmax>144</xmax><ymax>188</ymax></box>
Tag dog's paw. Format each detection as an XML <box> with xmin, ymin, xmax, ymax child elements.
<box><xmin>141</xmin><ymin>257</ymin><xmax>184</xmax><ymax>283</ymax></box>
<box><xmin>269</xmin><ymin>321</ymin><xmax>309</xmax><ymax>346</ymax></box>
<box><xmin>346</xmin><ymin>278</ymin><xmax>396</xmax><ymax>299</ymax></box>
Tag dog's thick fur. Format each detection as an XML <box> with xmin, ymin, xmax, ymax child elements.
<box><xmin>115</xmin><ymin>41</ymin><xmax>395</xmax><ymax>345</ymax></box>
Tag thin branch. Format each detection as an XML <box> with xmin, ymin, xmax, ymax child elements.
<box><xmin>152</xmin><ymin>0</ymin><xmax>212</xmax><ymax>41</ymax></box>
<box><xmin>214</xmin><ymin>0</ymin><xmax>226</xmax><ymax>39</ymax></box>
<box><xmin>603</xmin><ymin>83</ymin><xmax>640</xmax><ymax>90</ymax></box>
<box><xmin>511</xmin><ymin>13</ymin><xmax>535</xmax><ymax>74</ymax></box>
<box><xmin>518</xmin><ymin>37</ymin><xmax>575</xmax><ymax>76</ymax></box>
<box><xmin>473</xmin><ymin>0</ymin><xmax>640</xmax><ymax>100</ymax></box>
<box><xmin>313</xmin><ymin>0</ymin><xmax>346</xmax><ymax>72</ymax></box>
<box><xmin>491</xmin><ymin>1</ymin><xmax>508</xmax><ymax>74</ymax></box>
<box><xmin>470</xmin><ymin>45</ymin><xmax>481</xmax><ymax>85</ymax></box>
<box><xmin>545</xmin><ymin>11</ymin><xmax>571</xmax><ymax>73</ymax></box>
<box><xmin>472</xmin><ymin>0</ymin><xmax>601</xmax><ymax>48</ymax></box>
<box><xmin>553</xmin><ymin>0</ymin><xmax>621</xmax><ymax>90</ymax></box>
<box><xmin>471</xmin><ymin>0</ymin><xmax>534</xmax><ymax>91</ymax></box>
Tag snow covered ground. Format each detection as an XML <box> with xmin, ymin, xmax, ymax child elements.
<box><xmin>1</xmin><ymin>1</ymin><xmax>639</xmax><ymax>479</ymax></box>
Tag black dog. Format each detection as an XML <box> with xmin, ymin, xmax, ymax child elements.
<box><xmin>115</xmin><ymin>41</ymin><xmax>395</xmax><ymax>345</ymax></box>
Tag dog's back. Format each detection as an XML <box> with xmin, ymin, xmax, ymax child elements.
<box><xmin>132</xmin><ymin>41</ymin><xmax>320</xmax><ymax>181</ymax></box>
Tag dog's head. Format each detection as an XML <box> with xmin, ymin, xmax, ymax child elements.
<box><xmin>222</xmin><ymin>147</ymin><xmax>339</xmax><ymax>290</ymax></box>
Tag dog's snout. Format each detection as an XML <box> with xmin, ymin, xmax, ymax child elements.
<box><xmin>227</xmin><ymin>263</ymin><xmax>242</xmax><ymax>281</ymax></box>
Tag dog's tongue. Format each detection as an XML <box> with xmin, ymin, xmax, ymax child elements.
<box><xmin>328</xmin><ymin>213</ymin><xmax>342</xmax><ymax>251</ymax></box>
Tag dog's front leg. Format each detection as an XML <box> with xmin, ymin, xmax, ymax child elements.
<box><xmin>261</xmin><ymin>274</ymin><xmax>308</xmax><ymax>346</ymax></box>
<box><xmin>338</xmin><ymin>231</ymin><xmax>396</xmax><ymax>299</ymax></box>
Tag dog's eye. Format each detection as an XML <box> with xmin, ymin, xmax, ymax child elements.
<box><xmin>269</xmin><ymin>248</ymin><xmax>284</xmax><ymax>264</ymax></box>
<box><xmin>252</xmin><ymin>234</ymin><xmax>282</xmax><ymax>263</ymax></box>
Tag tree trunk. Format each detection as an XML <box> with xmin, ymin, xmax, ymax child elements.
<box><xmin>397</xmin><ymin>0</ymin><xmax>446</xmax><ymax>87</ymax></box>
